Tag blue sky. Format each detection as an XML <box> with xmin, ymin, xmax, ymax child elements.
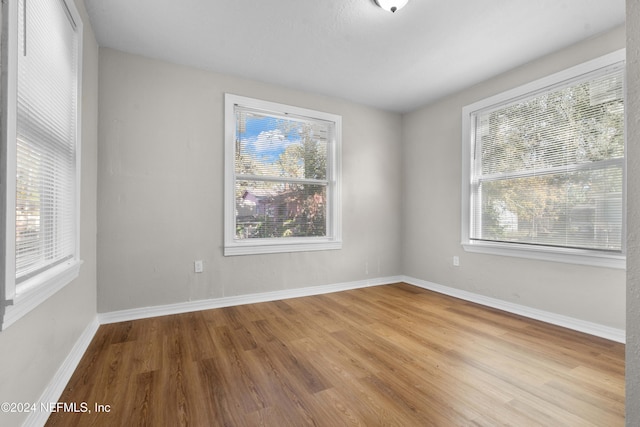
<box><xmin>241</xmin><ymin>115</ymin><xmax>301</xmax><ymax>164</ymax></box>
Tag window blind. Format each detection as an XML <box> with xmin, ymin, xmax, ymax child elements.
<box><xmin>470</xmin><ymin>64</ymin><xmax>625</xmax><ymax>252</ymax></box>
<box><xmin>234</xmin><ymin>106</ymin><xmax>332</xmax><ymax>240</ymax></box>
<box><xmin>15</xmin><ymin>0</ymin><xmax>79</xmax><ymax>282</ymax></box>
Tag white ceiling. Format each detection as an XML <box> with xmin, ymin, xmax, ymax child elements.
<box><xmin>84</xmin><ymin>0</ymin><xmax>625</xmax><ymax>113</ymax></box>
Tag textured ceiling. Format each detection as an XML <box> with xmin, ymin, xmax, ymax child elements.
<box><xmin>84</xmin><ymin>0</ymin><xmax>625</xmax><ymax>113</ymax></box>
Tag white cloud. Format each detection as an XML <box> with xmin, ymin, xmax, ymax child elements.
<box><xmin>253</xmin><ymin>130</ymin><xmax>286</xmax><ymax>152</ymax></box>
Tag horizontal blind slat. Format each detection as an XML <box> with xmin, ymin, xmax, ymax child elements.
<box><xmin>15</xmin><ymin>0</ymin><xmax>79</xmax><ymax>281</ymax></box>
<box><xmin>470</xmin><ymin>64</ymin><xmax>624</xmax><ymax>252</ymax></box>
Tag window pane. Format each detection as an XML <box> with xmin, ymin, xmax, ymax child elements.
<box><xmin>226</xmin><ymin>94</ymin><xmax>341</xmax><ymax>255</ymax></box>
<box><xmin>477</xmin><ymin>72</ymin><xmax>624</xmax><ymax>175</ymax></box>
<box><xmin>235</xmin><ymin>181</ymin><xmax>327</xmax><ymax>239</ymax></box>
<box><xmin>15</xmin><ymin>0</ymin><xmax>78</xmax><ymax>281</ymax></box>
<box><xmin>476</xmin><ymin>166</ymin><xmax>623</xmax><ymax>251</ymax></box>
<box><xmin>236</xmin><ymin>110</ymin><xmax>328</xmax><ymax>180</ymax></box>
<box><xmin>470</xmin><ymin>63</ymin><xmax>625</xmax><ymax>254</ymax></box>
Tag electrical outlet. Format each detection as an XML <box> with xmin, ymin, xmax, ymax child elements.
<box><xmin>194</xmin><ymin>260</ymin><xmax>203</xmax><ymax>273</ymax></box>
<box><xmin>453</xmin><ymin>256</ymin><xmax>460</xmax><ymax>267</ymax></box>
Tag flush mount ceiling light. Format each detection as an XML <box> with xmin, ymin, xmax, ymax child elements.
<box><xmin>374</xmin><ymin>0</ymin><xmax>409</xmax><ymax>13</ymax></box>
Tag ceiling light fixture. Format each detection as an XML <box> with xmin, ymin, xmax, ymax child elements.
<box><xmin>374</xmin><ymin>0</ymin><xmax>409</xmax><ymax>13</ymax></box>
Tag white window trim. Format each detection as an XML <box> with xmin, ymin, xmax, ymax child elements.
<box><xmin>461</xmin><ymin>49</ymin><xmax>626</xmax><ymax>269</ymax></box>
<box><xmin>224</xmin><ymin>94</ymin><xmax>342</xmax><ymax>256</ymax></box>
<box><xmin>1</xmin><ymin>0</ymin><xmax>83</xmax><ymax>330</ymax></box>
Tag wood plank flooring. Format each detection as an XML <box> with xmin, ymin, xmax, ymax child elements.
<box><xmin>46</xmin><ymin>283</ymin><xmax>625</xmax><ymax>426</ymax></box>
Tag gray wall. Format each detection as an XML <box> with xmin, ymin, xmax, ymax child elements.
<box><xmin>402</xmin><ymin>26</ymin><xmax>627</xmax><ymax>330</ymax></box>
<box><xmin>97</xmin><ymin>48</ymin><xmax>403</xmax><ymax>312</ymax></box>
<box><xmin>626</xmin><ymin>0</ymin><xmax>639</xmax><ymax>424</ymax></box>
<box><xmin>0</xmin><ymin>0</ymin><xmax>99</xmax><ymax>425</ymax></box>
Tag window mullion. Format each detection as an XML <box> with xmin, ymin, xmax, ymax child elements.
<box><xmin>478</xmin><ymin>157</ymin><xmax>624</xmax><ymax>183</ymax></box>
<box><xmin>236</xmin><ymin>174</ymin><xmax>329</xmax><ymax>186</ymax></box>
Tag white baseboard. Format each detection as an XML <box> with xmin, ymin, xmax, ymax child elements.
<box><xmin>99</xmin><ymin>275</ymin><xmax>625</xmax><ymax>343</ymax></box>
<box><xmin>23</xmin><ymin>316</ymin><xmax>100</xmax><ymax>427</ymax></box>
<box><xmin>98</xmin><ymin>276</ymin><xmax>404</xmax><ymax>324</ymax></box>
<box><xmin>23</xmin><ymin>274</ymin><xmax>623</xmax><ymax>427</ymax></box>
<box><xmin>402</xmin><ymin>275</ymin><xmax>625</xmax><ymax>343</ymax></box>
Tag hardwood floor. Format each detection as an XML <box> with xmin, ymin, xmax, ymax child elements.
<box><xmin>46</xmin><ymin>283</ymin><xmax>625</xmax><ymax>426</ymax></box>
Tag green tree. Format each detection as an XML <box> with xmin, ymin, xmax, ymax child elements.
<box><xmin>478</xmin><ymin>75</ymin><xmax>624</xmax><ymax>248</ymax></box>
<box><xmin>235</xmin><ymin>115</ymin><xmax>330</xmax><ymax>239</ymax></box>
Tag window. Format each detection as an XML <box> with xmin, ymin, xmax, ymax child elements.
<box><xmin>224</xmin><ymin>94</ymin><xmax>342</xmax><ymax>255</ymax></box>
<box><xmin>1</xmin><ymin>0</ymin><xmax>83</xmax><ymax>329</ymax></box>
<box><xmin>462</xmin><ymin>50</ymin><xmax>625</xmax><ymax>268</ymax></box>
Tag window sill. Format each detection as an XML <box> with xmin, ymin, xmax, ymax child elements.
<box><xmin>224</xmin><ymin>240</ymin><xmax>342</xmax><ymax>256</ymax></box>
<box><xmin>2</xmin><ymin>259</ymin><xmax>83</xmax><ymax>330</ymax></box>
<box><xmin>462</xmin><ymin>241</ymin><xmax>625</xmax><ymax>269</ymax></box>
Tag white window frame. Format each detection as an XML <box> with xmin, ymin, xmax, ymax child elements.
<box><xmin>1</xmin><ymin>0</ymin><xmax>83</xmax><ymax>330</ymax></box>
<box><xmin>461</xmin><ymin>50</ymin><xmax>626</xmax><ymax>269</ymax></box>
<box><xmin>224</xmin><ymin>94</ymin><xmax>342</xmax><ymax>256</ymax></box>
